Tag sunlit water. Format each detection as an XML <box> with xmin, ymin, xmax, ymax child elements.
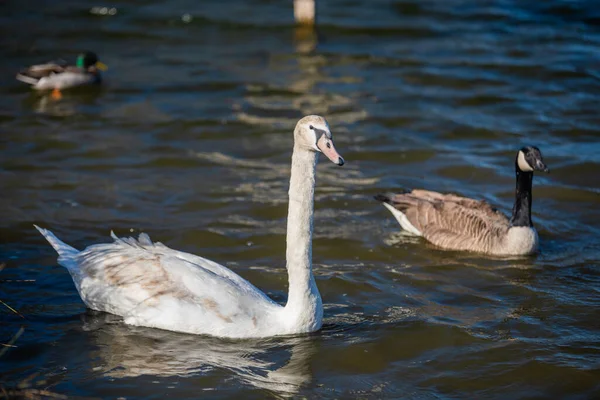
<box><xmin>1</xmin><ymin>0</ymin><xmax>600</xmax><ymax>398</ymax></box>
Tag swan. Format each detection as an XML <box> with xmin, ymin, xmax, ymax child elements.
<box><xmin>35</xmin><ymin>115</ymin><xmax>345</xmax><ymax>338</ymax></box>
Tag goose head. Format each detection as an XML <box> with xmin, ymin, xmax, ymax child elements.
<box><xmin>517</xmin><ymin>146</ymin><xmax>548</xmax><ymax>173</ymax></box>
<box><xmin>294</xmin><ymin>115</ymin><xmax>344</xmax><ymax>166</ymax></box>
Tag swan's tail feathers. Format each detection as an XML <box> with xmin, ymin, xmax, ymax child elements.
<box><xmin>374</xmin><ymin>193</ymin><xmax>423</xmax><ymax>236</ymax></box>
<box><xmin>34</xmin><ymin>225</ymin><xmax>80</xmax><ymax>260</ymax></box>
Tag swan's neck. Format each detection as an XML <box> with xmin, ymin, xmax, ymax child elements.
<box><xmin>283</xmin><ymin>146</ymin><xmax>322</xmax><ymax>329</ymax></box>
<box><xmin>510</xmin><ymin>163</ymin><xmax>534</xmax><ymax>228</ymax></box>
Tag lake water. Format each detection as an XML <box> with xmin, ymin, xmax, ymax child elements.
<box><xmin>1</xmin><ymin>0</ymin><xmax>599</xmax><ymax>398</ymax></box>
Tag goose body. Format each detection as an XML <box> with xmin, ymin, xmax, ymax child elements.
<box><xmin>36</xmin><ymin>115</ymin><xmax>345</xmax><ymax>338</ymax></box>
<box><xmin>16</xmin><ymin>52</ymin><xmax>107</xmax><ymax>90</ymax></box>
<box><xmin>376</xmin><ymin>147</ymin><xmax>548</xmax><ymax>256</ymax></box>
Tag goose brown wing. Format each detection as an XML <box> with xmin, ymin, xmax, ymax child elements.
<box><xmin>419</xmin><ymin>200</ymin><xmax>509</xmax><ymax>251</ymax></box>
<box><xmin>384</xmin><ymin>190</ymin><xmax>510</xmax><ymax>251</ymax></box>
<box><xmin>403</xmin><ymin>189</ymin><xmax>508</xmax><ymax>225</ymax></box>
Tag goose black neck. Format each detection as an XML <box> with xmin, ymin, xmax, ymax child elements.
<box><xmin>510</xmin><ymin>163</ymin><xmax>534</xmax><ymax>227</ymax></box>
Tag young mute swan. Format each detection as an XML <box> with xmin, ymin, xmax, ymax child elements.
<box><xmin>35</xmin><ymin>115</ymin><xmax>344</xmax><ymax>338</ymax></box>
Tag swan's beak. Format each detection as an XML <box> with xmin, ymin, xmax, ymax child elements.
<box><xmin>317</xmin><ymin>134</ymin><xmax>344</xmax><ymax>166</ymax></box>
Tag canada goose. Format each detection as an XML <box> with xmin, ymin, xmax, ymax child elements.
<box><xmin>35</xmin><ymin>115</ymin><xmax>345</xmax><ymax>339</ymax></box>
<box><xmin>16</xmin><ymin>52</ymin><xmax>107</xmax><ymax>99</ymax></box>
<box><xmin>375</xmin><ymin>146</ymin><xmax>548</xmax><ymax>256</ymax></box>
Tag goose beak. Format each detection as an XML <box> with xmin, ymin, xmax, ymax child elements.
<box><xmin>535</xmin><ymin>159</ymin><xmax>548</xmax><ymax>173</ymax></box>
<box><xmin>95</xmin><ymin>61</ymin><xmax>108</xmax><ymax>71</ymax></box>
<box><xmin>317</xmin><ymin>134</ymin><xmax>344</xmax><ymax>166</ymax></box>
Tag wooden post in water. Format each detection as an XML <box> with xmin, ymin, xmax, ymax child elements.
<box><xmin>294</xmin><ymin>0</ymin><xmax>316</xmax><ymax>26</ymax></box>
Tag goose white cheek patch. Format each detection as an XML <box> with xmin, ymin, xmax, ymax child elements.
<box><xmin>317</xmin><ymin>135</ymin><xmax>344</xmax><ymax>166</ymax></box>
<box><xmin>517</xmin><ymin>151</ymin><xmax>534</xmax><ymax>172</ymax></box>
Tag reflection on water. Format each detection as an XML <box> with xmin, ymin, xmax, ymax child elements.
<box><xmin>28</xmin><ymin>93</ymin><xmax>77</xmax><ymax>117</ymax></box>
<box><xmin>236</xmin><ymin>23</ymin><xmax>367</xmax><ymax>128</ymax></box>
<box><xmin>23</xmin><ymin>88</ymin><xmax>103</xmax><ymax>117</ymax></box>
<box><xmin>80</xmin><ymin>311</ymin><xmax>315</xmax><ymax>396</ymax></box>
<box><xmin>294</xmin><ymin>25</ymin><xmax>318</xmax><ymax>55</ymax></box>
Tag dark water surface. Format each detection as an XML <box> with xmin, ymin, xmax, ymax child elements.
<box><xmin>1</xmin><ymin>0</ymin><xmax>600</xmax><ymax>398</ymax></box>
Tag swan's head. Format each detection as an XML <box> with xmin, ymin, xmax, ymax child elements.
<box><xmin>516</xmin><ymin>146</ymin><xmax>548</xmax><ymax>173</ymax></box>
<box><xmin>294</xmin><ymin>115</ymin><xmax>344</xmax><ymax>166</ymax></box>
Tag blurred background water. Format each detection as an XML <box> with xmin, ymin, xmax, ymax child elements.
<box><xmin>1</xmin><ymin>0</ymin><xmax>600</xmax><ymax>398</ymax></box>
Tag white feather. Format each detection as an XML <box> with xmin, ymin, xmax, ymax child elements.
<box><xmin>517</xmin><ymin>151</ymin><xmax>534</xmax><ymax>172</ymax></box>
<box><xmin>15</xmin><ymin>74</ymin><xmax>39</xmax><ymax>85</ymax></box>
<box><xmin>381</xmin><ymin>202</ymin><xmax>422</xmax><ymax>236</ymax></box>
<box><xmin>33</xmin><ymin>72</ymin><xmax>95</xmax><ymax>90</ymax></box>
<box><xmin>503</xmin><ymin>226</ymin><xmax>539</xmax><ymax>255</ymax></box>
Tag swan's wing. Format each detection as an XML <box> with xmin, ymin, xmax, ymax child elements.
<box><xmin>80</xmin><ymin>232</ymin><xmax>261</xmax><ymax>296</ymax></box>
<box><xmin>73</xmin><ymin>233</ymin><xmax>279</xmax><ymax>333</ymax></box>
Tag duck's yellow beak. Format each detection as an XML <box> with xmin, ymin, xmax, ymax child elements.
<box><xmin>95</xmin><ymin>61</ymin><xmax>108</xmax><ymax>71</ymax></box>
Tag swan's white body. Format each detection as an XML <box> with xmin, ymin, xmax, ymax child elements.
<box><xmin>36</xmin><ymin>115</ymin><xmax>344</xmax><ymax>339</ymax></box>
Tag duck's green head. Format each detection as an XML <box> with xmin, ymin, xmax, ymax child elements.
<box><xmin>76</xmin><ymin>52</ymin><xmax>107</xmax><ymax>71</ymax></box>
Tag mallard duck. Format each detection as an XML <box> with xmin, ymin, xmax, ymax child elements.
<box><xmin>16</xmin><ymin>51</ymin><xmax>107</xmax><ymax>99</ymax></box>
